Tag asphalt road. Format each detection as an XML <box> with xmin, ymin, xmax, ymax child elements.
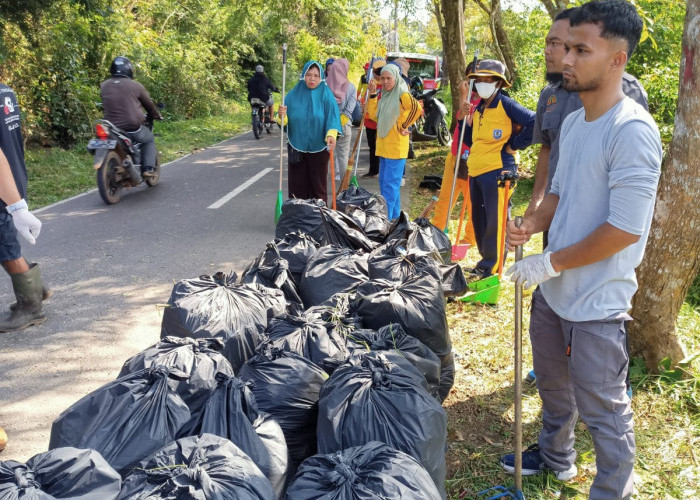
<box><xmin>0</xmin><ymin>126</ymin><xmax>396</xmax><ymax>462</ymax></box>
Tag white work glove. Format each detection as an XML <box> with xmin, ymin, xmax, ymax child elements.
<box><xmin>505</xmin><ymin>251</ymin><xmax>560</xmax><ymax>289</ymax></box>
<box><xmin>6</xmin><ymin>199</ymin><xmax>42</xmax><ymax>245</ymax></box>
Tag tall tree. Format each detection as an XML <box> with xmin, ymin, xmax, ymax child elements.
<box><xmin>432</xmin><ymin>0</ymin><xmax>466</xmax><ymax>131</ymax></box>
<box><xmin>471</xmin><ymin>0</ymin><xmax>517</xmax><ymax>84</ymax></box>
<box><xmin>629</xmin><ymin>0</ymin><xmax>699</xmax><ymax>371</ymax></box>
<box><xmin>540</xmin><ymin>0</ymin><xmax>571</xmax><ymax>20</ymax></box>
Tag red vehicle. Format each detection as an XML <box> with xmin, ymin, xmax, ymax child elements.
<box><xmin>386</xmin><ymin>52</ymin><xmax>443</xmax><ymax>90</ymax></box>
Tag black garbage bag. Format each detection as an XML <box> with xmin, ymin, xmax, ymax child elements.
<box><xmin>188</xmin><ymin>374</ymin><xmax>288</xmax><ymax>497</ymax></box>
<box><xmin>275</xmin><ymin>231</ymin><xmax>320</xmax><ymax>287</ymax></box>
<box><xmin>369</xmin><ymin>240</ymin><xmax>467</xmax><ymax>298</ymax></box>
<box><xmin>320</xmin><ymin>208</ymin><xmax>376</xmax><ymax>252</ymax></box>
<box><xmin>49</xmin><ymin>366</ymin><xmax>191</xmax><ymax>474</ymax></box>
<box><xmin>440</xmin><ymin>262</ymin><xmax>468</xmax><ymax>297</ymax></box>
<box><xmin>118</xmin><ymin>433</ymin><xmax>275</xmax><ymax>500</ymax></box>
<box><xmin>336</xmin><ymin>186</ymin><xmax>391</xmax><ymax>242</ymax></box>
<box><xmin>335</xmin><ymin>185</ymin><xmax>387</xmax><ymax>216</ymax></box>
<box><xmin>239</xmin><ymin>347</ymin><xmax>328</xmax><ymax>477</ymax></box>
<box><xmin>0</xmin><ymin>448</ymin><xmax>121</xmax><ymax>499</ymax></box>
<box><xmin>242</xmin><ymin>242</ymin><xmax>303</xmax><ymax>305</ymax></box>
<box><xmin>300</xmin><ymin>246</ymin><xmax>369</xmax><ymax>307</ymax></box>
<box><xmin>317</xmin><ymin>353</ymin><xmax>448</xmax><ymax>498</ymax></box>
<box><xmin>438</xmin><ymin>351</ymin><xmax>456</xmax><ymax>402</ymax></box>
<box><xmin>284</xmin><ymin>441</ymin><xmax>442</xmax><ymax>500</ymax></box>
<box><xmin>407</xmin><ymin>217</ymin><xmax>452</xmax><ymax>264</ymax></box>
<box><xmin>118</xmin><ymin>336</ymin><xmax>234</xmax><ymax>419</ymax></box>
<box><xmin>161</xmin><ymin>272</ymin><xmax>286</xmax><ymax>372</ymax></box>
<box><xmin>367</xmin><ymin>238</ymin><xmax>442</xmax><ymax>282</ymax></box>
<box><xmin>305</xmin><ymin>295</ymin><xmax>364</xmax><ymax>341</ymax></box>
<box><xmin>346</xmin><ymin>323</ymin><xmax>441</xmax><ymax>400</ymax></box>
<box><xmin>274</xmin><ymin>199</ymin><xmax>326</xmax><ymax>243</ymax></box>
<box><xmin>275</xmin><ymin>199</ymin><xmax>374</xmax><ymax>251</ymax></box>
<box><xmin>265</xmin><ymin>310</ymin><xmax>349</xmax><ymax>374</ymax></box>
<box><xmin>350</xmin><ymin>273</ymin><xmax>450</xmax><ymax>357</ymax></box>
<box><xmin>384</xmin><ymin>210</ymin><xmax>410</xmax><ymax>242</ymax></box>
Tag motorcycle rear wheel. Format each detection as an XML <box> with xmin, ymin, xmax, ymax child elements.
<box><xmin>437</xmin><ymin>118</ymin><xmax>451</xmax><ymax>146</ymax></box>
<box><xmin>252</xmin><ymin>112</ymin><xmax>262</xmax><ymax>140</ymax></box>
<box><xmin>97</xmin><ymin>151</ymin><xmax>123</xmax><ymax>205</ymax></box>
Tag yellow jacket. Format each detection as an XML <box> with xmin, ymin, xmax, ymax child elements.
<box><xmin>367</xmin><ymin>92</ymin><xmax>421</xmax><ymax>159</ymax></box>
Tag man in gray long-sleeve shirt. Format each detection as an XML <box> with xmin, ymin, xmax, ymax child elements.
<box><xmin>503</xmin><ymin>2</ymin><xmax>662</xmax><ymax>498</ymax></box>
<box><xmin>525</xmin><ymin>8</ymin><xmax>648</xmax><ymax>249</ymax></box>
<box><xmin>101</xmin><ymin>56</ymin><xmax>162</xmax><ymax>177</ymax></box>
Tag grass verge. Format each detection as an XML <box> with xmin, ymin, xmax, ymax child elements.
<box><xmin>25</xmin><ymin>101</ymin><xmax>250</xmax><ymax>208</ymax></box>
<box><xmin>407</xmin><ymin>141</ymin><xmax>700</xmax><ymax>500</ymax></box>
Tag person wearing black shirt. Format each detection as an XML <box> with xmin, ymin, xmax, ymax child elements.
<box><xmin>247</xmin><ymin>65</ymin><xmax>279</xmax><ymax>123</ymax></box>
<box><xmin>0</xmin><ymin>82</ymin><xmax>49</xmax><ymax>332</ymax></box>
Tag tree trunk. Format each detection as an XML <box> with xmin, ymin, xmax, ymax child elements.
<box><xmin>540</xmin><ymin>0</ymin><xmax>570</xmax><ymax>20</ymax></box>
<box><xmin>628</xmin><ymin>0</ymin><xmax>699</xmax><ymax>372</ymax></box>
<box><xmin>435</xmin><ymin>0</ymin><xmax>466</xmax><ymax>131</ymax></box>
<box><xmin>473</xmin><ymin>0</ymin><xmax>517</xmax><ymax>84</ymax></box>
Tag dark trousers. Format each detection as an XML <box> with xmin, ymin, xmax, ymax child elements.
<box><xmin>288</xmin><ymin>145</ymin><xmax>330</xmax><ymax>206</ymax></box>
<box><xmin>127</xmin><ymin>125</ymin><xmax>157</xmax><ymax>169</ymax></box>
<box><xmin>365</xmin><ymin>128</ymin><xmax>379</xmax><ymax>175</ymax></box>
<box><xmin>469</xmin><ymin>169</ymin><xmax>510</xmax><ymax>275</ymax></box>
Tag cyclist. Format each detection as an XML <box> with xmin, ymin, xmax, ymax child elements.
<box><xmin>247</xmin><ymin>65</ymin><xmax>279</xmax><ymax>123</ymax></box>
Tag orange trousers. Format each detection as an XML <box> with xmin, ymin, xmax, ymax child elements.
<box><xmin>430</xmin><ymin>152</ymin><xmax>476</xmax><ymax>246</ymax></box>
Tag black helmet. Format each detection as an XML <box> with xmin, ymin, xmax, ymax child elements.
<box><xmin>110</xmin><ymin>56</ymin><xmax>134</xmax><ymax>78</ymax></box>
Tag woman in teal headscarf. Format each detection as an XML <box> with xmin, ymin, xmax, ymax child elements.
<box><xmin>278</xmin><ymin>61</ymin><xmax>341</xmax><ymax>206</ymax></box>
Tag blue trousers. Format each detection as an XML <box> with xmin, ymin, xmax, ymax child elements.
<box><xmin>379</xmin><ymin>157</ymin><xmax>405</xmax><ymax>220</ymax></box>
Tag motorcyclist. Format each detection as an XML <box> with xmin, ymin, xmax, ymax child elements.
<box><xmin>247</xmin><ymin>65</ymin><xmax>279</xmax><ymax>123</ymax></box>
<box><xmin>100</xmin><ymin>56</ymin><xmax>162</xmax><ymax>177</ymax></box>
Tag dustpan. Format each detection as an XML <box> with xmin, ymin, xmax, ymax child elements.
<box><xmin>459</xmin><ymin>274</ymin><xmax>500</xmax><ymax>305</ymax></box>
<box><xmin>451</xmin><ymin>242</ymin><xmax>470</xmax><ymax>261</ymax></box>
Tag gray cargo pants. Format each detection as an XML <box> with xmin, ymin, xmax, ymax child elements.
<box><xmin>530</xmin><ymin>287</ymin><xmax>634</xmax><ymax>500</ymax></box>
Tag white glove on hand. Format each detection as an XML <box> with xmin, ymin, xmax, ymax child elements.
<box><xmin>505</xmin><ymin>252</ymin><xmax>560</xmax><ymax>289</ymax></box>
<box><xmin>7</xmin><ymin>199</ymin><xmax>42</xmax><ymax>245</ymax></box>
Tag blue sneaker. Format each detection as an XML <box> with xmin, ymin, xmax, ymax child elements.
<box><xmin>500</xmin><ymin>444</ymin><xmax>577</xmax><ymax>482</ymax></box>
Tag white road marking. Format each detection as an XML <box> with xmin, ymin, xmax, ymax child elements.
<box><xmin>207</xmin><ymin>167</ymin><xmax>274</xmax><ymax>209</ymax></box>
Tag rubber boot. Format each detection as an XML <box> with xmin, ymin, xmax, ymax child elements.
<box><xmin>10</xmin><ymin>285</ymin><xmax>52</xmax><ymax>311</ymax></box>
<box><xmin>0</xmin><ymin>263</ymin><xmax>47</xmax><ymax>332</ymax></box>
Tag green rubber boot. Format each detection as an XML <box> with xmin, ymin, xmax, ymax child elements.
<box><xmin>0</xmin><ymin>263</ymin><xmax>47</xmax><ymax>332</ymax></box>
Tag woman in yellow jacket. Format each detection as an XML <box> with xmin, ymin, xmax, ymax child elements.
<box><xmin>367</xmin><ymin>64</ymin><xmax>421</xmax><ymax>219</ymax></box>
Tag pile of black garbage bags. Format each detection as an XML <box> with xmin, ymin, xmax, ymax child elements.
<box><xmin>2</xmin><ymin>187</ymin><xmax>467</xmax><ymax>500</ymax></box>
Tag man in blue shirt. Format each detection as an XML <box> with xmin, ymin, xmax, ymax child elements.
<box><xmin>503</xmin><ymin>2</ymin><xmax>662</xmax><ymax>498</ymax></box>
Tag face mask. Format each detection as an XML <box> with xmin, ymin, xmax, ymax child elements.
<box><xmin>475</xmin><ymin>81</ymin><xmax>498</xmax><ymax>99</ymax></box>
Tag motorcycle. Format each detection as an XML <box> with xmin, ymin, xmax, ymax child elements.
<box><xmin>87</xmin><ymin>110</ymin><xmax>162</xmax><ymax>205</ymax></box>
<box><xmin>250</xmin><ymin>98</ymin><xmax>273</xmax><ymax>140</ymax></box>
<box><xmin>410</xmin><ymin>76</ymin><xmax>450</xmax><ymax>147</ymax></box>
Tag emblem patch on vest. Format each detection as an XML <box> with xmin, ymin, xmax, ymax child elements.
<box><xmin>493</xmin><ymin>129</ymin><xmax>503</xmax><ymax>139</ymax></box>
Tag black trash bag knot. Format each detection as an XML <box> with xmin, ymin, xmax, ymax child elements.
<box><xmin>331</xmin><ymin>462</ymin><xmax>357</xmax><ymax>486</ymax></box>
<box><xmin>14</xmin><ymin>467</ymin><xmax>39</xmax><ymax>490</ymax></box>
